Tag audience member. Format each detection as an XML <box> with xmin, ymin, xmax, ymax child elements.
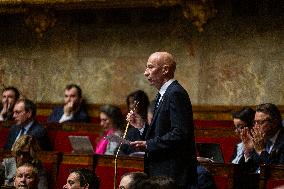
<box><xmin>0</xmin><ymin>86</ymin><xmax>20</xmax><ymax>121</ymax></box>
<box><xmin>119</xmin><ymin>172</ymin><xmax>148</xmax><ymax>189</ymax></box>
<box><xmin>121</xmin><ymin>90</ymin><xmax>150</xmax><ymax>155</ymax></box>
<box><xmin>48</xmin><ymin>84</ymin><xmax>90</xmax><ymax>123</ymax></box>
<box><xmin>242</xmin><ymin>103</ymin><xmax>284</xmax><ymax>172</ymax></box>
<box><xmin>14</xmin><ymin>163</ymin><xmax>39</xmax><ymax>189</ymax></box>
<box><xmin>2</xmin><ymin>135</ymin><xmax>48</xmax><ymax>189</ymax></box>
<box><xmin>231</xmin><ymin>107</ymin><xmax>255</xmax><ymax>164</ymax></box>
<box><xmin>4</xmin><ymin>99</ymin><xmax>52</xmax><ymax>151</ymax></box>
<box><xmin>63</xmin><ymin>168</ymin><xmax>100</xmax><ymax>189</ymax></box>
<box><xmin>95</xmin><ymin>105</ymin><xmax>124</xmax><ymax>155</ymax></box>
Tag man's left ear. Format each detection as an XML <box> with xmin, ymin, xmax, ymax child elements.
<box><xmin>162</xmin><ymin>65</ymin><xmax>169</xmax><ymax>75</ymax></box>
<box><xmin>27</xmin><ymin>111</ymin><xmax>32</xmax><ymax>119</ymax></box>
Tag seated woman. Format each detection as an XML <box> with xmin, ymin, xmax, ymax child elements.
<box><xmin>2</xmin><ymin>135</ymin><xmax>48</xmax><ymax>189</ymax></box>
<box><xmin>231</xmin><ymin>107</ymin><xmax>258</xmax><ymax>189</ymax></box>
<box><xmin>63</xmin><ymin>168</ymin><xmax>100</xmax><ymax>189</ymax></box>
<box><xmin>121</xmin><ymin>90</ymin><xmax>150</xmax><ymax>155</ymax></box>
<box><xmin>95</xmin><ymin>105</ymin><xmax>124</xmax><ymax>155</ymax></box>
<box><xmin>231</xmin><ymin>107</ymin><xmax>255</xmax><ymax>164</ymax></box>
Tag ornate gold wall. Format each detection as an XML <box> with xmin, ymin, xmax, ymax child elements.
<box><xmin>0</xmin><ymin>0</ymin><xmax>283</xmax><ymax>106</ymax></box>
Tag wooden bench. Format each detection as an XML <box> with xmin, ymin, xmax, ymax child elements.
<box><xmin>0</xmin><ymin>121</ymin><xmax>239</xmax><ymax>161</ymax></box>
<box><xmin>259</xmin><ymin>164</ymin><xmax>284</xmax><ymax>189</ymax></box>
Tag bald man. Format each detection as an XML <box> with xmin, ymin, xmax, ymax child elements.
<box><xmin>127</xmin><ymin>52</ymin><xmax>197</xmax><ymax>189</ymax></box>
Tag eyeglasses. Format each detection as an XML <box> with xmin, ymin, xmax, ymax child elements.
<box><xmin>234</xmin><ymin>124</ymin><xmax>247</xmax><ymax>130</ymax></box>
<box><xmin>13</xmin><ymin>110</ymin><xmax>25</xmax><ymax>115</ymax></box>
<box><xmin>119</xmin><ymin>186</ymin><xmax>126</xmax><ymax>189</ymax></box>
<box><xmin>253</xmin><ymin>119</ymin><xmax>271</xmax><ymax>126</ymax></box>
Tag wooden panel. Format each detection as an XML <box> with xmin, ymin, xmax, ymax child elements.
<box><xmin>56</xmin><ymin>153</ymin><xmax>95</xmax><ymax>189</ymax></box>
<box><xmin>259</xmin><ymin>164</ymin><xmax>284</xmax><ymax>189</ymax></box>
<box><xmin>200</xmin><ymin>162</ymin><xmax>235</xmax><ymax>189</ymax></box>
<box><xmin>95</xmin><ymin>155</ymin><xmax>144</xmax><ymax>189</ymax></box>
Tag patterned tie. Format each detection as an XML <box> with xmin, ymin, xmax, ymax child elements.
<box><xmin>153</xmin><ymin>92</ymin><xmax>161</xmax><ymax>115</ymax></box>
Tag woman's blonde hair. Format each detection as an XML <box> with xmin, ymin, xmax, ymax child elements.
<box><xmin>11</xmin><ymin>135</ymin><xmax>41</xmax><ymax>164</ymax></box>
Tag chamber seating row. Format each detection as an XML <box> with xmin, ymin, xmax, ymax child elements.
<box><xmin>1</xmin><ymin>150</ymin><xmax>284</xmax><ymax>189</ymax></box>
<box><xmin>0</xmin><ymin>122</ymin><xmax>238</xmax><ymax>163</ymax></box>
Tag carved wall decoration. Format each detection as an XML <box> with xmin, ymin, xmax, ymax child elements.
<box><xmin>24</xmin><ymin>8</ymin><xmax>56</xmax><ymax>39</ymax></box>
<box><xmin>182</xmin><ymin>0</ymin><xmax>217</xmax><ymax>32</ymax></box>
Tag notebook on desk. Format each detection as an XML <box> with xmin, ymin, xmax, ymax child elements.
<box><xmin>196</xmin><ymin>143</ymin><xmax>224</xmax><ymax>163</ymax></box>
<box><xmin>68</xmin><ymin>135</ymin><xmax>94</xmax><ymax>154</ymax></box>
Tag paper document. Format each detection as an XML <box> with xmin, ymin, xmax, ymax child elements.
<box><xmin>104</xmin><ymin>133</ymin><xmax>130</xmax><ymax>144</ymax></box>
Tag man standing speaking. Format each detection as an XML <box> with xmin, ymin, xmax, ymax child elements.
<box><xmin>127</xmin><ymin>52</ymin><xmax>197</xmax><ymax>189</ymax></box>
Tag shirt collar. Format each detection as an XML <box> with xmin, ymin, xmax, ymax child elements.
<box><xmin>159</xmin><ymin>79</ymin><xmax>175</xmax><ymax>97</ymax></box>
<box><xmin>22</xmin><ymin>120</ymin><xmax>34</xmax><ymax>133</ymax></box>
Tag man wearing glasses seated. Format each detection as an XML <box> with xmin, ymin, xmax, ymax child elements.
<box><xmin>4</xmin><ymin>99</ymin><xmax>52</xmax><ymax>151</ymax></box>
<box><xmin>241</xmin><ymin>103</ymin><xmax>284</xmax><ymax>172</ymax></box>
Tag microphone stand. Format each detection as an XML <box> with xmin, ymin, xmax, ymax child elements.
<box><xmin>113</xmin><ymin>101</ymin><xmax>139</xmax><ymax>189</ymax></box>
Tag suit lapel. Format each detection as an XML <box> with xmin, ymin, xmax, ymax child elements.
<box><xmin>271</xmin><ymin>128</ymin><xmax>284</xmax><ymax>155</ymax></box>
<box><xmin>146</xmin><ymin>81</ymin><xmax>178</xmax><ymax>138</ymax></box>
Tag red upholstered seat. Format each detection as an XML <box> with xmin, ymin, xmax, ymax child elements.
<box><xmin>0</xmin><ymin>122</ymin><xmax>14</xmax><ymax>149</ymax></box>
<box><xmin>194</xmin><ymin>120</ymin><xmax>234</xmax><ymax>128</ymax></box>
<box><xmin>44</xmin><ymin>122</ymin><xmax>102</xmax><ymax>153</ymax></box>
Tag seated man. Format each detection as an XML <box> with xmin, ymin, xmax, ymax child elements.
<box><xmin>0</xmin><ymin>86</ymin><xmax>20</xmax><ymax>121</ymax></box>
<box><xmin>4</xmin><ymin>99</ymin><xmax>52</xmax><ymax>151</ymax></box>
<box><xmin>242</xmin><ymin>103</ymin><xmax>284</xmax><ymax>172</ymax></box>
<box><xmin>14</xmin><ymin>164</ymin><xmax>39</xmax><ymax>189</ymax></box>
<box><xmin>48</xmin><ymin>84</ymin><xmax>90</xmax><ymax>123</ymax></box>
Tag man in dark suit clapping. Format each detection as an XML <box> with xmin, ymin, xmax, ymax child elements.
<box><xmin>127</xmin><ymin>52</ymin><xmax>197</xmax><ymax>189</ymax></box>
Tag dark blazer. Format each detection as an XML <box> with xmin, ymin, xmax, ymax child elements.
<box><xmin>47</xmin><ymin>106</ymin><xmax>90</xmax><ymax>123</ymax></box>
<box><xmin>143</xmin><ymin>80</ymin><xmax>197</xmax><ymax>188</ymax></box>
<box><xmin>4</xmin><ymin>121</ymin><xmax>52</xmax><ymax>151</ymax></box>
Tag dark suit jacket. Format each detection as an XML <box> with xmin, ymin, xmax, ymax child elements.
<box><xmin>143</xmin><ymin>80</ymin><xmax>197</xmax><ymax>188</ymax></box>
<box><xmin>47</xmin><ymin>106</ymin><xmax>90</xmax><ymax>123</ymax></box>
<box><xmin>4</xmin><ymin>121</ymin><xmax>52</xmax><ymax>151</ymax></box>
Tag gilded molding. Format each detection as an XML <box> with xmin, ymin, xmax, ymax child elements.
<box><xmin>24</xmin><ymin>8</ymin><xmax>56</xmax><ymax>38</ymax></box>
<box><xmin>182</xmin><ymin>0</ymin><xmax>217</xmax><ymax>32</ymax></box>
